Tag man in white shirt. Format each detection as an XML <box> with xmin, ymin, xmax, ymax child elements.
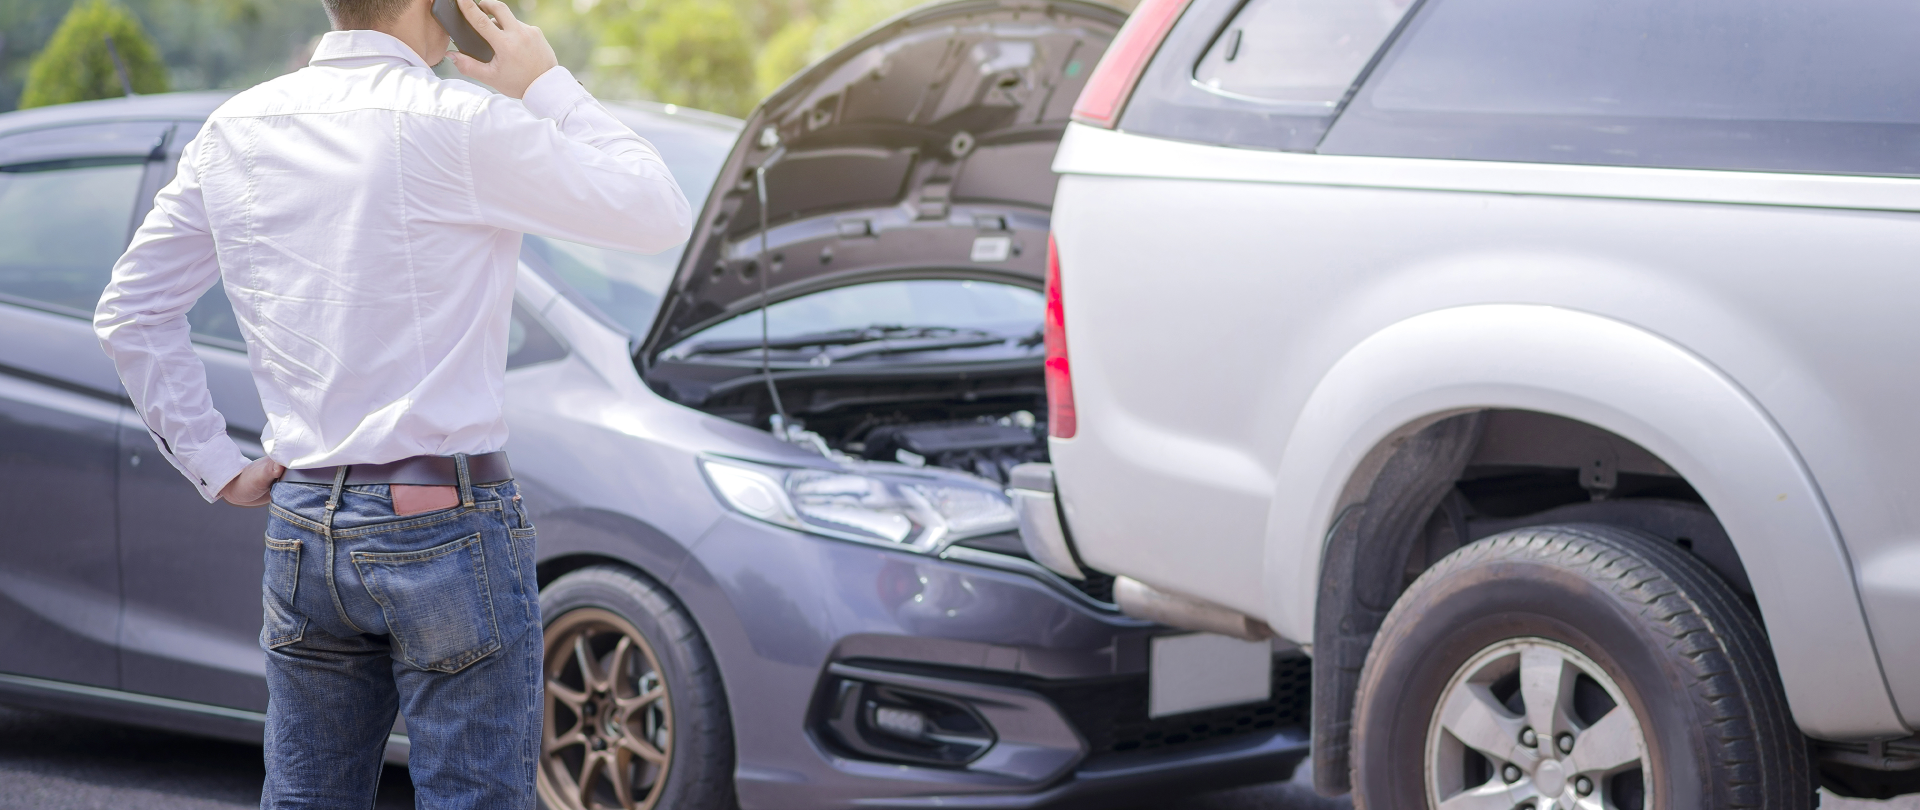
<box><xmin>93</xmin><ymin>0</ymin><xmax>690</xmax><ymax>804</ymax></box>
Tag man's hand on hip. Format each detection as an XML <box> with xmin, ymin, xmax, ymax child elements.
<box><xmin>447</xmin><ymin>0</ymin><xmax>560</xmax><ymax>99</ymax></box>
<box><xmin>219</xmin><ymin>456</ymin><xmax>286</xmax><ymax>508</ymax></box>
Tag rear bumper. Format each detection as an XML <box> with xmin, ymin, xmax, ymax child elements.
<box><xmin>1008</xmin><ymin>462</ymin><xmax>1086</xmax><ymax>581</ymax></box>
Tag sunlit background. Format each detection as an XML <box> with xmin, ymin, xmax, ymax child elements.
<box><xmin>0</xmin><ymin>0</ymin><xmax>1138</xmax><ymax>116</ymax></box>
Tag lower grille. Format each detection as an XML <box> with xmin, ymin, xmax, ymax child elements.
<box><xmin>1032</xmin><ymin>655</ymin><xmax>1312</xmax><ymax>756</ymax></box>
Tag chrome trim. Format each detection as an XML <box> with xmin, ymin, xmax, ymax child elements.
<box><xmin>0</xmin><ymin>672</ymin><xmax>411</xmax><ymax>764</ymax></box>
<box><xmin>0</xmin><ymin>672</ymin><xmax>266</xmax><ymax>723</ymax></box>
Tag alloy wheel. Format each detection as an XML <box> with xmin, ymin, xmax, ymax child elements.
<box><xmin>538</xmin><ymin>607</ymin><xmax>673</xmax><ymax>810</ymax></box>
<box><xmin>1426</xmin><ymin>637</ymin><xmax>1649</xmax><ymax>810</ymax></box>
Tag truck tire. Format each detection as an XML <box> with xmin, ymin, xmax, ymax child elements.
<box><xmin>1350</xmin><ymin>524</ymin><xmax>1812</xmax><ymax>809</ymax></box>
<box><xmin>537</xmin><ymin>565</ymin><xmax>735</xmax><ymax>810</ymax></box>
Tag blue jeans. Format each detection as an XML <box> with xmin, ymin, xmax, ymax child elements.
<box><xmin>260</xmin><ymin>471</ymin><xmax>541</xmax><ymax>809</ymax></box>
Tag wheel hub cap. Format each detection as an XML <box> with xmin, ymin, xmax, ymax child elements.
<box><xmin>1424</xmin><ymin>637</ymin><xmax>1649</xmax><ymax>810</ymax></box>
<box><xmin>1534</xmin><ymin>759</ymin><xmax>1567</xmax><ymax>796</ymax></box>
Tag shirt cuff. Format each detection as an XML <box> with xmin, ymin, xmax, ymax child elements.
<box><xmin>186</xmin><ymin>434</ymin><xmax>255</xmax><ymax>504</ymax></box>
<box><xmin>520</xmin><ymin>66</ymin><xmax>590</xmax><ymax>123</ymax></box>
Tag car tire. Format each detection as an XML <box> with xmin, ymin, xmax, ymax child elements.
<box><xmin>1350</xmin><ymin>523</ymin><xmax>1813</xmax><ymax>809</ymax></box>
<box><xmin>537</xmin><ymin>565</ymin><xmax>735</xmax><ymax>810</ymax></box>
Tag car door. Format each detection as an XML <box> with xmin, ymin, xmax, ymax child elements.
<box><xmin>104</xmin><ymin>121</ymin><xmax>283</xmax><ymax>711</ymax></box>
<box><xmin>0</xmin><ymin>120</ymin><xmax>176</xmax><ymax>690</ymax></box>
<box><xmin>113</xmin><ymin>317</ymin><xmax>272</xmax><ymax>709</ymax></box>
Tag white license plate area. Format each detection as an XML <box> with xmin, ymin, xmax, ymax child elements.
<box><xmin>1148</xmin><ymin>633</ymin><xmax>1272</xmax><ymax>718</ymax></box>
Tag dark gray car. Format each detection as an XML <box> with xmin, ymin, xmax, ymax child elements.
<box><xmin>0</xmin><ymin>2</ymin><xmax>1310</xmax><ymax>807</ymax></box>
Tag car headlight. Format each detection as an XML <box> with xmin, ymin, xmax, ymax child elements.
<box><xmin>699</xmin><ymin>457</ymin><xmax>1017</xmax><ymax>553</ymax></box>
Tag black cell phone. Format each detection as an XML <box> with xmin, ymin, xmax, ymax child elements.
<box><xmin>432</xmin><ymin>0</ymin><xmax>496</xmax><ymax>63</ymax></box>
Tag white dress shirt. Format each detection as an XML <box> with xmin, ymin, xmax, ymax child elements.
<box><xmin>96</xmin><ymin>30</ymin><xmax>692</xmax><ymax>501</ymax></box>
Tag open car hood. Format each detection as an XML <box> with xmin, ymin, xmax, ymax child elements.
<box><xmin>639</xmin><ymin>0</ymin><xmax>1123</xmax><ymax>360</ymax></box>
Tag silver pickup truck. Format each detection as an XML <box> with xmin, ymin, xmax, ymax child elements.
<box><xmin>1015</xmin><ymin>0</ymin><xmax>1920</xmax><ymax>806</ymax></box>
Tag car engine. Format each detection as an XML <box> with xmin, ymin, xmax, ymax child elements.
<box><xmin>842</xmin><ymin>411</ymin><xmax>1046</xmax><ymax>484</ymax></box>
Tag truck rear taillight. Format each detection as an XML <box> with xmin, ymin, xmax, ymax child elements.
<box><xmin>1070</xmin><ymin>0</ymin><xmax>1192</xmax><ymax>128</ymax></box>
<box><xmin>1044</xmin><ymin>233</ymin><xmax>1076</xmax><ymax>439</ymax></box>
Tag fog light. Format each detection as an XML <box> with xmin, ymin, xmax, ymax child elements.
<box><xmin>820</xmin><ymin>678</ymin><xmax>995</xmax><ymax>766</ymax></box>
<box><xmin>872</xmin><ymin>705</ymin><xmax>928</xmax><ymax>740</ymax></box>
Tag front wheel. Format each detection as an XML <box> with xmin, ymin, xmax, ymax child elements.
<box><xmin>1351</xmin><ymin>524</ymin><xmax>1813</xmax><ymax>809</ymax></box>
<box><xmin>537</xmin><ymin>565</ymin><xmax>735</xmax><ymax>810</ymax></box>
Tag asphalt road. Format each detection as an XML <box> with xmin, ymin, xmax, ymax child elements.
<box><xmin>3</xmin><ymin>702</ymin><xmax>1912</xmax><ymax>810</ymax></box>
<box><xmin>0</xmin><ymin>702</ymin><xmax>1342</xmax><ymax>810</ymax></box>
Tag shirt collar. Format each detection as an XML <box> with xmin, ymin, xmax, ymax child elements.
<box><xmin>309</xmin><ymin>30</ymin><xmax>433</xmax><ymax>70</ymax></box>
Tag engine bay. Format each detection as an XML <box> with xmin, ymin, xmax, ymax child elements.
<box><xmin>844</xmin><ymin>411</ymin><xmax>1047</xmax><ymax>484</ymax></box>
<box><xmin>647</xmin><ymin>356</ymin><xmax>1049</xmax><ymax>484</ymax></box>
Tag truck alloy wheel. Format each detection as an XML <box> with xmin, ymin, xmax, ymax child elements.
<box><xmin>1351</xmin><ymin>524</ymin><xmax>1813</xmax><ymax>809</ymax></box>
<box><xmin>1425</xmin><ymin>638</ymin><xmax>1646</xmax><ymax>809</ymax></box>
<box><xmin>537</xmin><ymin>566</ymin><xmax>735</xmax><ymax>810</ymax></box>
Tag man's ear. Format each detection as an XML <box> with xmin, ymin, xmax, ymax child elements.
<box><xmin>422</xmin><ymin>0</ymin><xmax>452</xmax><ymax>51</ymax></box>
<box><xmin>401</xmin><ymin>0</ymin><xmax>451</xmax><ymax>66</ymax></box>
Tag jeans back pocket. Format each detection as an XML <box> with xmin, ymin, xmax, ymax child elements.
<box><xmin>352</xmin><ymin>533</ymin><xmax>502</xmax><ymax>673</ymax></box>
<box><xmin>262</xmin><ymin>536</ymin><xmax>307</xmax><ymax>649</ymax></box>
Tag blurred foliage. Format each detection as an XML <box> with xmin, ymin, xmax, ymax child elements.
<box><xmin>20</xmin><ymin>0</ymin><xmax>166</xmax><ymax>107</ymax></box>
<box><xmin>532</xmin><ymin>0</ymin><xmax>1135</xmax><ymax>118</ymax></box>
<box><xmin>2</xmin><ymin>0</ymin><xmax>1134</xmax><ymax>116</ymax></box>
<box><xmin>2</xmin><ymin>0</ymin><xmax>329</xmax><ymax>111</ymax></box>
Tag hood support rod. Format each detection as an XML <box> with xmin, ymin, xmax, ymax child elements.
<box><xmin>755</xmin><ymin>154</ymin><xmax>793</xmax><ymax>434</ymax></box>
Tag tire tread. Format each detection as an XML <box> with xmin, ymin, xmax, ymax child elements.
<box><xmin>1356</xmin><ymin>523</ymin><xmax>1813</xmax><ymax>808</ymax></box>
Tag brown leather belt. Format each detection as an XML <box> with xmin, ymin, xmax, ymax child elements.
<box><xmin>281</xmin><ymin>452</ymin><xmax>512</xmax><ymax>487</ymax></box>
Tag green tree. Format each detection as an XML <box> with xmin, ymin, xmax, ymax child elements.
<box><xmin>529</xmin><ymin>0</ymin><xmax>1136</xmax><ymax>117</ymax></box>
<box><xmin>630</xmin><ymin>0</ymin><xmax>755</xmax><ymax>115</ymax></box>
<box><xmin>754</xmin><ymin>13</ymin><xmax>817</xmax><ymax>99</ymax></box>
<box><xmin>753</xmin><ymin>0</ymin><xmax>920</xmax><ymax>99</ymax></box>
<box><xmin>20</xmin><ymin>0</ymin><xmax>168</xmax><ymax>108</ymax></box>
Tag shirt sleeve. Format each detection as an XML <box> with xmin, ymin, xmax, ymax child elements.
<box><xmin>94</xmin><ymin>134</ymin><xmax>253</xmax><ymax>503</ymax></box>
<box><xmin>467</xmin><ymin>66</ymin><xmax>694</xmax><ymax>255</ymax></box>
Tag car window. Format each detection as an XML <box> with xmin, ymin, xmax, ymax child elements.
<box><xmin>1322</xmin><ymin>0</ymin><xmax>1920</xmax><ymax>175</ymax></box>
<box><xmin>662</xmin><ymin>279</ymin><xmax>1043</xmax><ymax>359</ymax></box>
<box><xmin>617</xmin><ymin>116</ymin><xmax>734</xmax><ymax>211</ymax></box>
<box><xmin>186</xmin><ymin>280</ymin><xmax>246</xmax><ymax>345</ymax></box>
<box><xmin>521</xmin><ymin>113</ymin><xmax>737</xmax><ymax>338</ymax></box>
<box><xmin>0</xmin><ymin>161</ymin><xmax>145</xmax><ymax>315</ymax></box>
<box><xmin>1194</xmin><ymin>0</ymin><xmax>1415</xmax><ymax>111</ymax></box>
<box><xmin>1118</xmin><ymin>0</ymin><xmax>1411</xmax><ymax>152</ymax></box>
<box><xmin>507</xmin><ymin>300</ymin><xmax>567</xmax><ymax>370</ymax></box>
<box><xmin>520</xmin><ymin>235</ymin><xmax>675</xmax><ymax>339</ymax></box>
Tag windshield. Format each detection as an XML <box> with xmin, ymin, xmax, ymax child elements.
<box><xmin>521</xmin><ymin>108</ymin><xmax>737</xmax><ymax>337</ymax></box>
<box><xmin>662</xmin><ymin>279</ymin><xmax>1044</xmax><ymax>362</ymax></box>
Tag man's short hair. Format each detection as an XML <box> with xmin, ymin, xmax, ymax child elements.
<box><xmin>322</xmin><ymin>0</ymin><xmax>414</xmax><ymax>29</ymax></box>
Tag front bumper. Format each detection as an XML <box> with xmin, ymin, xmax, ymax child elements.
<box><xmin>674</xmin><ymin>513</ymin><xmax>1309</xmax><ymax>809</ymax></box>
<box><xmin>813</xmin><ymin>657</ymin><xmax>1314</xmax><ymax>809</ymax></box>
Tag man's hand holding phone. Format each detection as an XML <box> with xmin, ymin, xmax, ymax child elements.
<box><xmin>444</xmin><ymin>0</ymin><xmax>559</xmax><ymax>100</ymax></box>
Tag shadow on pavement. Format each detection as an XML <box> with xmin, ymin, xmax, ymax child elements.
<box><xmin>1102</xmin><ymin>752</ymin><xmax>1353</xmax><ymax>810</ymax></box>
<box><xmin>0</xmin><ymin>699</ymin><xmax>1376</xmax><ymax>810</ymax></box>
<box><xmin>0</xmin><ymin>703</ymin><xmax>414</xmax><ymax>809</ymax></box>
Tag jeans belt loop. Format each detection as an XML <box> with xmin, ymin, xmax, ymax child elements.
<box><xmin>454</xmin><ymin>453</ymin><xmax>475</xmax><ymax>508</ymax></box>
<box><xmin>324</xmin><ymin>464</ymin><xmax>350</xmax><ymax>537</ymax></box>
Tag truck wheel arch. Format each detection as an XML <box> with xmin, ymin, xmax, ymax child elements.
<box><xmin>1267</xmin><ymin>304</ymin><xmax>1903</xmax><ymax>792</ymax></box>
